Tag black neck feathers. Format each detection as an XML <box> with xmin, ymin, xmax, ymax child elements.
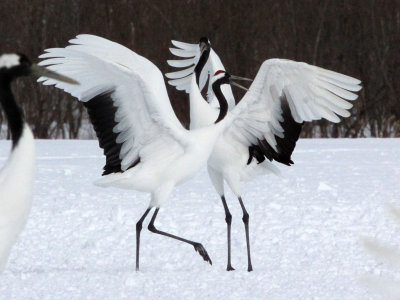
<box><xmin>0</xmin><ymin>78</ymin><xmax>25</xmax><ymax>148</ymax></box>
<box><xmin>212</xmin><ymin>79</ymin><xmax>228</xmax><ymax>123</ymax></box>
<box><xmin>194</xmin><ymin>45</ymin><xmax>210</xmax><ymax>86</ymax></box>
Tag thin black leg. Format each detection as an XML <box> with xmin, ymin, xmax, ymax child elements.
<box><xmin>136</xmin><ymin>207</ymin><xmax>151</xmax><ymax>271</ymax></box>
<box><xmin>148</xmin><ymin>208</ymin><xmax>212</xmax><ymax>265</ymax></box>
<box><xmin>238</xmin><ymin>197</ymin><xmax>253</xmax><ymax>272</ymax></box>
<box><xmin>221</xmin><ymin>196</ymin><xmax>234</xmax><ymax>271</ymax></box>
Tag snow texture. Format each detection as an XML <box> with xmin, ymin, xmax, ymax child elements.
<box><xmin>0</xmin><ymin>138</ymin><xmax>399</xmax><ymax>299</ymax></box>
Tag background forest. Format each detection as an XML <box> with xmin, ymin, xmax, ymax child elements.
<box><xmin>1</xmin><ymin>0</ymin><xmax>399</xmax><ymax>138</ymax></box>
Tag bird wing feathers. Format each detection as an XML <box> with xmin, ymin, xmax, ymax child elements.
<box><xmin>228</xmin><ymin>59</ymin><xmax>362</xmax><ymax>162</ymax></box>
<box><xmin>38</xmin><ymin>34</ymin><xmax>188</xmax><ymax>175</ymax></box>
<box><xmin>166</xmin><ymin>40</ymin><xmax>235</xmax><ymax>108</ymax></box>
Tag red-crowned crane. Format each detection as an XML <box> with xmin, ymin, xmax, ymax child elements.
<box><xmin>38</xmin><ymin>35</ymin><xmax>253</xmax><ymax>270</ymax></box>
<box><xmin>166</xmin><ymin>38</ymin><xmax>362</xmax><ymax>271</ymax></box>
<box><xmin>0</xmin><ymin>53</ymin><xmax>77</xmax><ymax>273</ymax></box>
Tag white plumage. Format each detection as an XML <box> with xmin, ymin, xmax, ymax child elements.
<box><xmin>167</xmin><ymin>39</ymin><xmax>362</xmax><ymax>271</ymax></box>
<box><xmin>226</xmin><ymin>59</ymin><xmax>360</xmax><ymax>150</ymax></box>
<box><xmin>0</xmin><ymin>125</ymin><xmax>35</xmax><ymax>273</ymax></box>
<box><xmin>0</xmin><ymin>53</ymin><xmax>78</xmax><ymax>273</ymax></box>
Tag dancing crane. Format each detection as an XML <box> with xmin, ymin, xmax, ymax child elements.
<box><xmin>38</xmin><ymin>34</ymin><xmax>249</xmax><ymax>271</ymax></box>
<box><xmin>0</xmin><ymin>53</ymin><xmax>77</xmax><ymax>273</ymax></box>
<box><xmin>166</xmin><ymin>38</ymin><xmax>362</xmax><ymax>271</ymax></box>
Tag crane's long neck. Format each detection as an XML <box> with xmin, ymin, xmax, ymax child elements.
<box><xmin>212</xmin><ymin>80</ymin><xmax>228</xmax><ymax>124</ymax></box>
<box><xmin>189</xmin><ymin>44</ymin><xmax>214</xmax><ymax>129</ymax></box>
<box><xmin>0</xmin><ymin>77</ymin><xmax>24</xmax><ymax>148</ymax></box>
<box><xmin>194</xmin><ymin>46</ymin><xmax>210</xmax><ymax>87</ymax></box>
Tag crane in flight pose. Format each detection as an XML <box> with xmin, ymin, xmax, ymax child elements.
<box><xmin>38</xmin><ymin>34</ymin><xmax>255</xmax><ymax>271</ymax></box>
<box><xmin>167</xmin><ymin>38</ymin><xmax>362</xmax><ymax>271</ymax></box>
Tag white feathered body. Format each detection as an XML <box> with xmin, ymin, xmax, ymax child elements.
<box><xmin>0</xmin><ymin>125</ymin><xmax>35</xmax><ymax>272</ymax></box>
<box><xmin>86</xmin><ymin>77</ymin><xmax>228</xmax><ymax>194</ymax></box>
<box><xmin>188</xmin><ymin>72</ymin><xmax>280</xmax><ymax>196</ymax></box>
<box><xmin>39</xmin><ymin>36</ymin><xmax>231</xmax><ymax>207</ymax></box>
<box><xmin>95</xmin><ymin>123</ymin><xmax>226</xmax><ymax>192</ymax></box>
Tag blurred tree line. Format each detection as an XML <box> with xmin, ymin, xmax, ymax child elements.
<box><xmin>0</xmin><ymin>0</ymin><xmax>399</xmax><ymax>138</ymax></box>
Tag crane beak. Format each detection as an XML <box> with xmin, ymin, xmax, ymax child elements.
<box><xmin>200</xmin><ymin>43</ymin><xmax>207</xmax><ymax>54</ymax></box>
<box><xmin>31</xmin><ymin>64</ymin><xmax>79</xmax><ymax>85</ymax></box>
<box><xmin>230</xmin><ymin>80</ymin><xmax>249</xmax><ymax>91</ymax></box>
<box><xmin>230</xmin><ymin>75</ymin><xmax>253</xmax><ymax>82</ymax></box>
<box><xmin>229</xmin><ymin>74</ymin><xmax>252</xmax><ymax>91</ymax></box>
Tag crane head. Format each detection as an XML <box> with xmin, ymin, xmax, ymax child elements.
<box><xmin>199</xmin><ymin>37</ymin><xmax>210</xmax><ymax>54</ymax></box>
<box><xmin>212</xmin><ymin>70</ymin><xmax>229</xmax><ymax>84</ymax></box>
<box><xmin>0</xmin><ymin>53</ymin><xmax>78</xmax><ymax>84</ymax></box>
<box><xmin>0</xmin><ymin>53</ymin><xmax>32</xmax><ymax>77</ymax></box>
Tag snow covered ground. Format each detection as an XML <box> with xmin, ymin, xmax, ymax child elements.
<box><xmin>0</xmin><ymin>139</ymin><xmax>399</xmax><ymax>299</ymax></box>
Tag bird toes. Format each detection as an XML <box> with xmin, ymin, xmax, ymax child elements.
<box><xmin>193</xmin><ymin>243</ymin><xmax>212</xmax><ymax>265</ymax></box>
<box><xmin>227</xmin><ymin>265</ymin><xmax>235</xmax><ymax>271</ymax></box>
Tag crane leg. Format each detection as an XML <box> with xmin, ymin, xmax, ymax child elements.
<box><xmin>136</xmin><ymin>207</ymin><xmax>151</xmax><ymax>271</ymax></box>
<box><xmin>221</xmin><ymin>196</ymin><xmax>235</xmax><ymax>271</ymax></box>
<box><xmin>238</xmin><ymin>197</ymin><xmax>253</xmax><ymax>272</ymax></box>
<box><xmin>148</xmin><ymin>207</ymin><xmax>212</xmax><ymax>265</ymax></box>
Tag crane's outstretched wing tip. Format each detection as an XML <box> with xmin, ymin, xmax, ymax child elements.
<box><xmin>352</xmin><ymin>85</ymin><xmax>362</xmax><ymax>92</ymax></box>
<box><xmin>171</xmin><ymin>40</ymin><xmax>198</xmax><ymax>50</ymax></box>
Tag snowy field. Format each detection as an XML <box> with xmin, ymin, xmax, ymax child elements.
<box><xmin>0</xmin><ymin>139</ymin><xmax>399</xmax><ymax>299</ymax></box>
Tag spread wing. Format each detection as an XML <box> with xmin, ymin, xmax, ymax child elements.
<box><xmin>38</xmin><ymin>34</ymin><xmax>188</xmax><ymax>175</ymax></box>
<box><xmin>228</xmin><ymin>59</ymin><xmax>362</xmax><ymax>165</ymax></box>
<box><xmin>166</xmin><ymin>40</ymin><xmax>235</xmax><ymax>108</ymax></box>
